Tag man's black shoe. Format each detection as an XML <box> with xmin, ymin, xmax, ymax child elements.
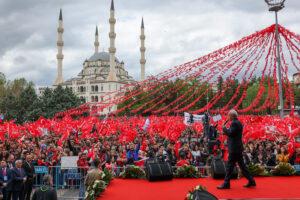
<box><xmin>217</xmin><ymin>183</ymin><xmax>230</xmax><ymax>189</ymax></box>
<box><xmin>243</xmin><ymin>181</ymin><xmax>256</xmax><ymax>188</ymax></box>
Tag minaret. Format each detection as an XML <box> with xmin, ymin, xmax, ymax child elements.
<box><xmin>107</xmin><ymin>0</ymin><xmax>117</xmax><ymax>81</ymax></box>
<box><xmin>140</xmin><ymin>18</ymin><xmax>146</xmax><ymax>81</ymax></box>
<box><xmin>94</xmin><ymin>26</ymin><xmax>99</xmax><ymax>53</ymax></box>
<box><xmin>54</xmin><ymin>9</ymin><xmax>64</xmax><ymax>86</ymax></box>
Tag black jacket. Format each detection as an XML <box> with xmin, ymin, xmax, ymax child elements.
<box><xmin>67</xmin><ymin>139</ymin><xmax>79</xmax><ymax>156</ymax></box>
<box><xmin>32</xmin><ymin>185</ymin><xmax>57</xmax><ymax>200</ymax></box>
<box><xmin>6</xmin><ymin>167</ymin><xmax>26</xmax><ymax>192</ymax></box>
<box><xmin>166</xmin><ymin>150</ymin><xmax>177</xmax><ymax>166</ymax></box>
<box><xmin>22</xmin><ymin>161</ymin><xmax>35</xmax><ymax>179</ymax></box>
<box><xmin>223</xmin><ymin>118</ymin><xmax>244</xmax><ymax>154</ymax></box>
<box><xmin>266</xmin><ymin>154</ymin><xmax>276</xmax><ymax>166</ymax></box>
<box><xmin>0</xmin><ymin>167</ymin><xmax>9</xmax><ymax>186</ymax></box>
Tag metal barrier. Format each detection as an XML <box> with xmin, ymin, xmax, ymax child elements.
<box><xmin>34</xmin><ymin>165</ymin><xmax>209</xmax><ymax>186</ymax></box>
<box><xmin>294</xmin><ymin>164</ymin><xmax>300</xmax><ymax>175</ymax></box>
<box><xmin>34</xmin><ymin>166</ymin><xmax>88</xmax><ymax>200</ymax></box>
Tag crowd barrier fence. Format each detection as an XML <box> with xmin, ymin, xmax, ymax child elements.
<box><xmin>34</xmin><ymin>166</ymin><xmax>87</xmax><ymax>200</ymax></box>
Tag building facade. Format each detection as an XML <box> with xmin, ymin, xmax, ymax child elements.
<box><xmin>50</xmin><ymin>0</ymin><xmax>146</xmax><ymax>114</ymax></box>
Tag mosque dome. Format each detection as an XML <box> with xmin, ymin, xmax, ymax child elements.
<box><xmin>88</xmin><ymin>51</ymin><xmax>119</xmax><ymax>62</ymax></box>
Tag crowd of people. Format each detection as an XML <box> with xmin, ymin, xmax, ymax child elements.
<box><xmin>0</xmin><ymin>120</ymin><xmax>299</xmax><ymax>199</ymax></box>
<box><xmin>242</xmin><ymin>138</ymin><xmax>300</xmax><ymax>167</ymax></box>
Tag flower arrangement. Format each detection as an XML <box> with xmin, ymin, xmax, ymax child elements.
<box><xmin>120</xmin><ymin>165</ymin><xmax>146</xmax><ymax>179</ymax></box>
<box><xmin>175</xmin><ymin>165</ymin><xmax>200</xmax><ymax>178</ymax></box>
<box><xmin>84</xmin><ymin>168</ymin><xmax>115</xmax><ymax>200</ymax></box>
<box><xmin>186</xmin><ymin>185</ymin><xmax>207</xmax><ymax>200</ymax></box>
<box><xmin>271</xmin><ymin>162</ymin><xmax>296</xmax><ymax>176</ymax></box>
<box><xmin>103</xmin><ymin>168</ymin><xmax>113</xmax><ymax>184</ymax></box>
<box><xmin>85</xmin><ymin>179</ymin><xmax>106</xmax><ymax>200</ymax></box>
<box><xmin>247</xmin><ymin>163</ymin><xmax>270</xmax><ymax>176</ymax></box>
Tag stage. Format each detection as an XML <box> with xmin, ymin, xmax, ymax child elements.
<box><xmin>100</xmin><ymin>177</ymin><xmax>300</xmax><ymax>200</ymax></box>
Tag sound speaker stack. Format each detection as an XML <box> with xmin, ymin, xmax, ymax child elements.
<box><xmin>145</xmin><ymin>159</ymin><xmax>173</xmax><ymax>181</ymax></box>
<box><xmin>211</xmin><ymin>157</ymin><xmax>238</xmax><ymax>179</ymax></box>
<box><xmin>191</xmin><ymin>190</ymin><xmax>218</xmax><ymax>200</ymax></box>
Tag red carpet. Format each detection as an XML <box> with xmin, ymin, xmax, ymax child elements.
<box><xmin>100</xmin><ymin>177</ymin><xmax>300</xmax><ymax>200</ymax></box>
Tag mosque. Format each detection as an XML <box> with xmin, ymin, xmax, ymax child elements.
<box><xmin>51</xmin><ymin>0</ymin><xmax>146</xmax><ymax>113</ymax></box>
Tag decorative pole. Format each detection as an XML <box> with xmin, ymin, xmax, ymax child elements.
<box><xmin>264</xmin><ymin>0</ymin><xmax>286</xmax><ymax>118</ymax></box>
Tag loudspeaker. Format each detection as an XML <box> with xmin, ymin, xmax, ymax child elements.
<box><xmin>145</xmin><ymin>159</ymin><xmax>173</xmax><ymax>181</ymax></box>
<box><xmin>211</xmin><ymin>158</ymin><xmax>238</xmax><ymax>179</ymax></box>
<box><xmin>191</xmin><ymin>190</ymin><xmax>218</xmax><ymax>200</ymax></box>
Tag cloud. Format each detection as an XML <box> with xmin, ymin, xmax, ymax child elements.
<box><xmin>0</xmin><ymin>0</ymin><xmax>300</xmax><ymax>86</ymax></box>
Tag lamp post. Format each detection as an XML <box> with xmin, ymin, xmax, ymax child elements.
<box><xmin>206</xmin><ymin>83</ymin><xmax>209</xmax><ymax>113</ymax></box>
<box><xmin>264</xmin><ymin>0</ymin><xmax>285</xmax><ymax>118</ymax></box>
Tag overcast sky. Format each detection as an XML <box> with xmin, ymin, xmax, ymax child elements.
<box><xmin>0</xmin><ymin>0</ymin><xmax>299</xmax><ymax>86</ymax></box>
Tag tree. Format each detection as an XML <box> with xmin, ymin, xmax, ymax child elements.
<box><xmin>18</xmin><ymin>85</ymin><xmax>42</xmax><ymax>123</ymax></box>
<box><xmin>0</xmin><ymin>74</ymin><xmax>82</xmax><ymax>123</ymax></box>
<box><xmin>0</xmin><ymin>92</ymin><xmax>18</xmax><ymax>121</ymax></box>
<box><xmin>217</xmin><ymin>76</ymin><xmax>223</xmax><ymax>94</ymax></box>
<box><xmin>0</xmin><ymin>72</ymin><xmax>5</xmax><ymax>85</ymax></box>
<box><xmin>39</xmin><ymin>87</ymin><xmax>54</xmax><ymax>118</ymax></box>
<box><xmin>8</xmin><ymin>78</ymin><xmax>33</xmax><ymax>97</ymax></box>
<box><xmin>39</xmin><ymin>85</ymin><xmax>82</xmax><ymax>118</ymax></box>
<box><xmin>0</xmin><ymin>77</ymin><xmax>34</xmax><ymax>123</ymax></box>
<box><xmin>0</xmin><ymin>73</ymin><xmax>6</xmax><ymax>99</ymax></box>
<box><xmin>293</xmin><ymin>83</ymin><xmax>300</xmax><ymax>108</ymax></box>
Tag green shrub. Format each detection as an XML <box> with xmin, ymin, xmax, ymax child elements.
<box><xmin>120</xmin><ymin>165</ymin><xmax>146</xmax><ymax>179</ymax></box>
<box><xmin>103</xmin><ymin>168</ymin><xmax>113</xmax><ymax>184</ymax></box>
<box><xmin>175</xmin><ymin>165</ymin><xmax>200</xmax><ymax>178</ymax></box>
<box><xmin>247</xmin><ymin>163</ymin><xmax>270</xmax><ymax>176</ymax></box>
<box><xmin>271</xmin><ymin>162</ymin><xmax>296</xmax><ymax>176</ymax></box>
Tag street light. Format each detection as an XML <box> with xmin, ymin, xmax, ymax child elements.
<box><xmin>264</xmin><ymin>0</ymin><xmax>285</xmax><ymax>118</ymax></box>
<box><xmin>265</xmin><ymin>0</ymin><xmax>285</xmax><ymax>11</ymax></box>
<box><xmin>206</xmin><ymin>83</ymin><xmax>209</xmax><ymax>113</ymax></box>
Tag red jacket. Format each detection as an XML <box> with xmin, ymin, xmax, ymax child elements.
<box><xmin>295</xmin><ymin>156</ymin><xmax>300</xmax><ymax>164</ymax></box>
<box><xmin>176</xmin><ymin>159</ymin><xmax>189</xmax><ymax>167</ymax></box>
<box><xmin>37</xmin><ymin>159</ymin><xmax>48</xmax><ymax>166</ymax></box>
<box><xmin>77</xmin><ymin>158</ymin><xmax>89</xmax><ymax>169</ymax></box>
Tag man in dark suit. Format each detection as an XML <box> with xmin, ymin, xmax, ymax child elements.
<box><xmin>7</xmin><ymin>154</ymin><xmax>15</xmax><ymax>169</ymax></box>
<box><xmin>217</xmin><ymin>110</ymin><xmax>256</xmax><ymax>189</ymax></box>
<box><xmin>32</xmin><ymin>175</ymin><xmax>57</xmax><ymax>200</ymax></box>
<box><xmin>0</xmin><ymin>160</ymin><xmax>9</xmax><ymax>200</ymax></box>
<box><xmin>22</xmin><ymin>154</ymin><xmax>35</xmax><ymax>200</ymax></box>
<box><xmin>7</xmin><ymin>160</ymin><xmax>27</xmax><ymax>200</ymax></box>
